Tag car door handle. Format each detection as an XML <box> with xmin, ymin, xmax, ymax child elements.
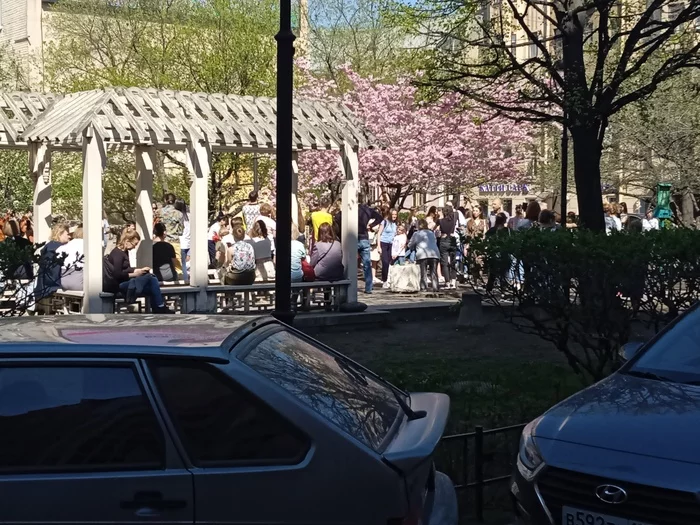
<box><xmin>120</xmin><ymin>491</ymin><xmax>187</xmax><ymax>512</ymax></box>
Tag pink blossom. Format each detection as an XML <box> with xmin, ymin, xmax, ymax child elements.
<box><xmin>294</xmin><ymin>64</ymin><xmax>533</xmax><ymax>207</ymax></box>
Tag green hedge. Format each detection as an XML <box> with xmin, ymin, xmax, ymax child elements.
<box><xmin>466</xmin><ymin>228</ymin><xmax>700</xmax><ymax>382</ymax></box>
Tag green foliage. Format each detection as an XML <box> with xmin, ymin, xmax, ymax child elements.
<box><xmin>0</xmin><ymin>43</ymin><xmax>28</xmax><ymax>90</ymax></box>
<box><xmin>0</xmin><ymin>152</ymin><xmax>32</xmax><ymax>213</ymax></box>
<box><xmin>306</xmin><ymin>0</ymin><xmax>424</xmax><ymax>83</ymax></box>
<box><xmin>45</xmin><ymin>0</ymin><xmax>278</xmax><ymax>96</ymax></box>
<box><xmin>605</xmin><ymin>70</ymin><xmax>700</xmax><ymax>220</ymax></box>
<box><xmin>32</xmin><ymin>0</ymin><xmax>280</xmax><ymax>221</ymax></box>
<box><xmin>467</xmin><ymin>229</ymin><xmax>700</xmax><ymax>382</ymax></box>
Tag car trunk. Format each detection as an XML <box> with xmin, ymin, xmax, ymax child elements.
<box><xmin>382</xmin><ymin>393</ymin><xmax>451</xmax><ymax>525</ymax></box>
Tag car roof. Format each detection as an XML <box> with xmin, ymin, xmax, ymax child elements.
<box><xmin>0</xmin><ymin>315</ymin><xmax>275</xmax><ymax>361</ymax></box>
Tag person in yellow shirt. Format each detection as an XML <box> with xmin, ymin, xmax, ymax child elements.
<box><xmin>310</xmin><ymin>198</ymin><xmax>333</xmax><ymax>241</ymax></box>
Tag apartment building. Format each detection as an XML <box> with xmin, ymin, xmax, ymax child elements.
<box><xmin>0</xmin><ymin>0</ymin><xmax>57</xmax><ymax>87</ymax></box>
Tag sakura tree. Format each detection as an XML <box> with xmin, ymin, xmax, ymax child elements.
<box><xmin>296</xmin><ymin>62</ymin><xmax>533</xmax><ymax>209</ymax></box>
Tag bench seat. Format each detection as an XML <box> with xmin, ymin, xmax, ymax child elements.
<box><xmin>51</xmin><ymin>290</ymin><xmax>117</xmax><ymax>314</ymax></box>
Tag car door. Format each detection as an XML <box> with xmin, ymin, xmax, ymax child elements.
<box><xmin>0</xmin><ymin>358</ymin><xmax>194</xmax><ymax>524</ymax></box>
<box><xmin>145</xmin><ymin>359</ymin><xmax>317</xmax><ymax>525</ymax></box>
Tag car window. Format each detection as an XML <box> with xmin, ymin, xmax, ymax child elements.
<box><xmin>629</xmin><ymin>305</ymin><xmax>700</xmax><ymax>382</ymax></box>
<box><xmin>241</xmin><ymin>329</ymin><xmax>401</xmax><ymax>452</ymax></box>
<box><xmin>0</xmin><ymin>365</ymin><xmax>164</xmax><ymax>473</ymax></box>
<box><xmin>150</xmin><ymin>362</ymin><xmax>309</xmax><ymax>466</ymax></box>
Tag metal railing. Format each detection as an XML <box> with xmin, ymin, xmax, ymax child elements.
<box><xmin>437</xmin><ymin>423</ymin><xmax>526</xmax><ymax>522</ymax></box>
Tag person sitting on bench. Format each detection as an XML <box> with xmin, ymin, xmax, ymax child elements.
<box><xmin>221</xmin><ymin>225</ymin><xmax>256</xmax><ymax>285</ymax></box>
<box><xmin>103</xmin><ymin>230</ymin><xmax>173</xmax><ymax>313</ymax></box>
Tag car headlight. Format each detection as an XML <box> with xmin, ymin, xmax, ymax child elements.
<box><xmin>517</xmin><ymin>417</ymin><xmax>545</xmax><ymax>481</ymax></box>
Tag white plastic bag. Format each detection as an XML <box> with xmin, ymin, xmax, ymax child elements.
<box><xmin>388</xmin><ymin>263</ymin><xmax>421</xmax><ymax>292</ymax></box>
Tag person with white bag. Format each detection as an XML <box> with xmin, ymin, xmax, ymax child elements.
<box><xmin>386</xmin><ymin>224</ymin><xmax>422</xmax><ymax>293</ymax></box>
<box><xmin>408</xmin><ymin>219</ymin><xmax>440</xmax><ymax>292</ymax></box>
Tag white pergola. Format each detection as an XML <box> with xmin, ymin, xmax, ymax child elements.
<box><xmin>0</xmin><ymin>87</ymin><xmax>375</xmax><ymax>312</ymax></box>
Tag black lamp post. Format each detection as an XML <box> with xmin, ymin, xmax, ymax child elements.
<box><xmin>273</xmin><ymin>0</ymin><xmax>295</xmax><ymax>324</ymax></box>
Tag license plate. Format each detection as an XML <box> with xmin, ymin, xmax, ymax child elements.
<box><xmin>562</xmin><ymin>506</ymin><xmax>655</xmax><ymax>525</ymax></box>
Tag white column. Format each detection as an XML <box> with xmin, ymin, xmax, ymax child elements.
<box><xmin>81</xmin><ymin>127</ymin><xmax>106</xmax><ymax>313</ymax></box>
<box><xmin>340</xmin><ymin>143</ymin><xmax>359</xmax><ymax>303</ymax></box>
<box><xmin>187</xmin><ymin>142</ymin><xmax>211</xmax><ymax>289</ymax></box>
<box><xmin>29</xmin><ymin>143</ymin><xmax>52</xmax><ymax>244</ymax></box>
<box><xmin>135</xmin><ymin>146</ymin><xmax>155</xmax><ymax>268</ymax></box>
<box><xmin>291</xmin><ymin>152</ymin><xmax>300</xmax><ymax>230</ymax></box>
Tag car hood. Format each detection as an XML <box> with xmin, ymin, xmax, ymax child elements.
<box><xmin>535</xmin><ymin>373</ymin><xmax>700</xmax><ymax>464</ymax></box>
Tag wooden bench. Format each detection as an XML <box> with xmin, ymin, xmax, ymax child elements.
<box><xmin>207</xmin><ymin>280</ymin><xmax>351</xmax><ymax>314</ymax></box>
<box><xmin>50</xmin><ymin>286</ymin><xmax>204</xmax><ymax>314</ymax></box>
<box><xmin>51</xmin><ymin>290</ymin><xmax>126</xmax><ymax>314</ymax></box>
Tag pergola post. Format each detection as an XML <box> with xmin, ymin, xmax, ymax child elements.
<box><xmin>135</xmin><ymin>146</ymin><xmax>155</xmax><ymax>268</ymax></box>
<box><xmin>29</xmin><ymin>142</ymin><xmax>52</xmax><ymax>244</ymax></box>
<box><xmin>340</xmin><ymin>142</ymin><xmax>359</xmax><ymax>303</ymax></box>
<box><xmin>81</xmin><ymin>127</ymin><xmax>106</xmax><ymax>313</ymax></box>
<box><xmin>291</xmin><ymin>152</ymin><xmax>300</xmax><ymax>230</ymax></box>
<box><xmin>187</xmin><ymin>142</ymin><xmax>211</xmax><ymax>293</ymax></box>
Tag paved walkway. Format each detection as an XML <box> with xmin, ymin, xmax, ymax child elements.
<box><xmin>360</xmin><ymin>286</ymin><xmax>463</xmax><ymax>308</ymax></box>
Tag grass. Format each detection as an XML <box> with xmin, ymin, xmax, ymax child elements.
<box><xmin>370</xmin><ymin>355</ymin><xmax>581</xmax><ymax>433</ymax></box>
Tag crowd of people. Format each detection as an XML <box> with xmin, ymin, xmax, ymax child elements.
<box><xmin>0</xmin><ymin>190</ymin><xmax>669</xmax><ymax>313</ymax></box>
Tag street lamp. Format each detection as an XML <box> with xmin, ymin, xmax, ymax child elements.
<box><xmin>274</xmin><ymin>0</ymin><xmax>295</xmax><ymax>324</ymax></box>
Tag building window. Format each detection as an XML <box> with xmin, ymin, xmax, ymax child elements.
<box><xmin>529</xmin><ymin>39</ymin><xmax>539</xmax><ymax>58</ymax></box>
<box><xmin>510</xmin><ymin>33</ymin><xmax>517</xmax><ymax>55</ymax></box>
<box><xmin>414</xmin><ymin>191</ymin><xmax>426</xmax><ymax>207</ymax></box>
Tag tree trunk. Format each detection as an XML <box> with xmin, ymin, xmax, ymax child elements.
<box><xmin>571</xmin><ymin>126</ymin><xmax>605</xmax><ymax>231</ymax></box>
<box><xmin>681</xmin><ymin>188</ymin><xmax>695</xmax><ymax>228</ymax></box>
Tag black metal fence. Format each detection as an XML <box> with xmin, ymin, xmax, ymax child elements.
<box><xmin>436</xmin><ymin>423</ymin><xmax>526</xmax><ymax>522</ymax></box>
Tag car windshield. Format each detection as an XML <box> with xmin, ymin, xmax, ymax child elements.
<box><xmin>241</xmin><ymin>329</ymin><xmax>402</xmax><ymax>451</ymax></box>
<box><xmin>627</xmin><ymin>305</ymin><xmax>700</xmax><ymax>384</ymax></box>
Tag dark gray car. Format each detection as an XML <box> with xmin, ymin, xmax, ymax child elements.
<box><xmin>0</xmin><ymin>315</ymin><xmax>456</xmax><ymax>525</ymax></box>
<box><xmin>512</xmin><ymin>302</ymin><xmax>700</xmax><ymax>525</ymax></box>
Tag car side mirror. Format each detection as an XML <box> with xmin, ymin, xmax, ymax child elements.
<box><xmin>619</xmin><ymin>342</ymin><xmax>644</xmax><ymax>362</ymax></box>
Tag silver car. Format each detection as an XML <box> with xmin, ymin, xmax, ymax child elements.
<box><xmin>0</xmin><ymin>315</ymin><xmax>457</xmax><ymax>525</ymax></box>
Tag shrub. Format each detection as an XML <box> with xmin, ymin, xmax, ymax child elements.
<box><xmin>0</xmin><ymin>240</ymin><xmax>68</xmax><ymax>317</ymax></box>
<box><xmin>465</xmin><ymin>228</ymin><xmax>700</xmax><ymax>383</ymax></box>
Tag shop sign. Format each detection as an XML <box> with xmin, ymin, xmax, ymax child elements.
<box><xmin>478</xmin><ymin>183</ymin><xmax>529</xmax><ymax>193</ymax></box>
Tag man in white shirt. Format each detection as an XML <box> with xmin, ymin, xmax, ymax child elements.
<box><xmin>642</xmin><ymin>209</ymin><xmax>659</xmax><ymax>231</ymax></box>
<box><xmin>489</xmin><ymin>199</ymin><xmax>510</xmax><ymax>228</ymax></box>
